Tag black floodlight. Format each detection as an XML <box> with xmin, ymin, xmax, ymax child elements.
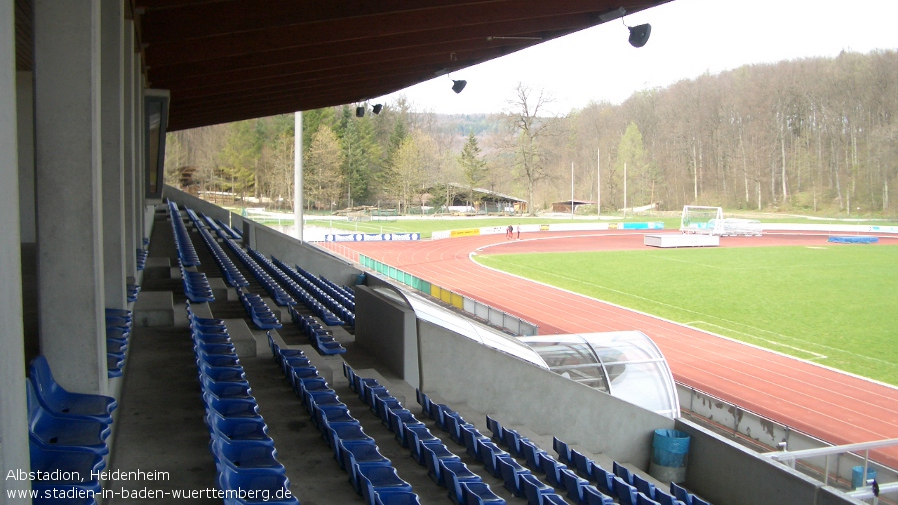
<box><xmin>451</xmin><ymin>80</ymin><xmax>467</xmax><ymax>94</ymax></box>
<box><xmin>372</xmin><ymin>104</ymin><xmax>383</xmax><ymax>115</ymax></box>
<box><xmin>628</xmin><ymin>23</ymin><xmax>651</xmax><ymax>48</ymax></box>
<box><xmin>355</xmin><ymin>106</ymin><xmax>365</xmax><ymax>117</ymax></box>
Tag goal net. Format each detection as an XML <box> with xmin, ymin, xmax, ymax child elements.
<box><xmin>680</xmin><ymin>206</ymin><xmax>724</xmax><ymax>235</ymax></box>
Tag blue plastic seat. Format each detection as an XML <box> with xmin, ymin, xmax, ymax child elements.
<box><xmin>553</xmin><ymin>437</ymin><xmax>572</xmax><ymax>465</ymax></box>
<box><xmin>206</xmin><ymin>397</ymin><xmax>261</xmax><ymax>420</ymax></box>
<box><xmin>571</xmin><ymin>449</ymin><xmax>593</xmax><ymax>479</ymax></box>
<box><xmin>30</xmin><ymin>440</ymin><xmax>105</xmax><ymax>492</ymax></box>
<box><xmin>520</xmin><ymin>473</ymin><xmax>553</xmax><ymax>505</ymax></box>
<box><xmin>218</xmin><ymin>468</ymin><xmax>299</xmax><ymax>504</ymax></box>
<box><xmin>209</xmin><ymin>414</ymin><xmax>274</xmax><ymax>446</ymax></box>
<box><xmin>393</xmin><ymin>417</ymin><xmax>427</xmax><ymax>449</ymax></box>
<box><xmin>204</xmin><ymin>381</ymin><xmax>254</xmax><ymax>401</ymax></box>
<box><xmin>405</xmin><ymin>425</ymin><xmax>439</xmax><ymax>464</ymax></box>
<box><xmin>637</xmin><ymin>493</ymin><xmax>662</xmax><ymax>505</ymax></box>
<box><xmin>415</xmin><ymin>389</ymin><xmax>431</xmax><ymax>416</ymax></box>
<box><xmin>445</xmin><ymin>412</ymin><xmax>473</xmax><ymax>446</ymax></box>
<box><xmin>375</xmin><ymin>491</ymin><xmax>421</xmax><ymax>505</ymax></box>
<box><xmin>26</xmin><ymin>382</ymin><xmax>110</xmax><ymax>456</ymax></box>
<box><xmin>519</xmin><ymin>439</ymin><xmax>547</xmax><ymax>472</ymax></box>
<box><xmin>633</xmin><ymin>474</ymin><xmax>656</xmax><ymax>500</ymax></box>
<box><xmin>420</xmin><ymin>442</ymin><xmax>462</xmax><ymax>486</ymax></box>
<box><xmin>590</xmin><ymin>462</ymin><xmax>615</xmax><ymax>497</ymax></box>
<box><xmin>29</xmin><ymin>356</ymin><xmax>116</xmax><ymax>424</ymax></box>
<box><xmin>460</xmin><ymin>425</ymin><xmax>489</xmax><ymax>461</ymax></box>
<box><xmin>212</xmin><ymin>437</ymin><xmax>286</xmax><ymax>474</ymax></box>
<box><xmin>357</xmin><ymin>466</ymin><xmax>413</xmax><ymax>505</ymax></box>
<box><xmin>503</xmin><ymin>429</ymin><xmax>529</xmax><ymax>457</ymax></box>
<box><xmin>669</xmin><ymin>483</ymin><xmax>692</xmax><ymax>504</ymax></box>
<box><xmin>460</xmin><ymin>481</ymin><xmax>505</xmax><ymax>505</ymax></box>
<box><xmin>652</xmin><ymin>489</ymin><xmax>683</xmax><ymax>505</ymax></box>
<box><xmin>542</xmin><ymin>494</ymin><xmax>567</xmax><ymax>505</ymax></box>
<box><xmin>485</xmin><ymin>415</ymin><xmax>504</xmax><ymax>443</ymax></box>
<box><xmin>477</xmin><ymin>441</ymin><xmax>511</xmax><ymax>478</ymax></box>
<box><xmin>441</xmin><ymin>460</ymin><xmax>482</xmax><ymax>505</ymax></box>
<box><xmin>613</xmin><ymin>461</ymin><xmax>634</xmax><ymax>485</ymax></box>
<box><xmin>614</xmin><ymin>476</ymin><xmax>639</xmax><ymax>505</ymax></box>
<box><xmin>561</xmin><ymin>467</ymin><xmax>589</xmax><ymax>504</ymax></box>
<box><xmin>341</xmin><ymin>442</ymin><xmax>392</xmax><ymax>493</ymax></box>
<box><xmin>540</xmin><ymin>454</ymin><xmax>568</xmax><ymax>489</ymax></box>
<box><xmin>497</xmin><ymin>456</ymin><xmax>531</xmax><ymax>497</ymax></box>
<box><xmin>583</xmin><ymin>485</ymin><xmax>615</xmax><ymax>505</ymax></box>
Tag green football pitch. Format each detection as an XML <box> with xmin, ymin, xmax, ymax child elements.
<box><xmin>474</xmin><ymin>245</ymin><xmax>898</xmax><ymax>386</ymax></box>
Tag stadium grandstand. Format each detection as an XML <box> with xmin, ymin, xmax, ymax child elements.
<box><xmin>0</xmin><ymin>2</ymin><xmax>890</xmax><ymax>505</ymax></box>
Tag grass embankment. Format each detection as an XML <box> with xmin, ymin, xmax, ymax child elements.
<box><xmin>475</xmin><ymin>245</ymin><xmax>898</xmax><ymax>385</ymax></box>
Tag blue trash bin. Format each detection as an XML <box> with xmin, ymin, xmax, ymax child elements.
<box><xmin>649</xmin><ymin>429</ymin><xmax>691</xmax><ymax>484</ymax></box>
<box><xmin>355</xmin><ymin>273</ymin><xmax>366</xmax><ymax>285</ymax></box>
<box><xmin>851</xmin><ymin>466</ymin><xmax>876</xmax><ymax>489</ymax></box>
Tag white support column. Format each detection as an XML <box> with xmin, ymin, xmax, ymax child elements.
<box><xmin>0</xmin><ymin>0</ymin><xmax>33</xmax><ymax>497</ymax></box>
<box><xmin>101</xmin><ymin>0</ymin><xmax>126</xmax><ymax>309</ymax></box>
<box><xmin>294</xmin><ymin>111</ymin><xmax>303</xmax><ymax>241</ymax></box>
<box><xmin>34</xmin><ymin>0</ymin><xmax>108</xmax><ymax>394</ymax></box>
<box><xmin>137</xmin><ymin>74</ymin><xmax>146</xmax><ymax>245</ymax></box>
<box><xmin>122</xmin><ymin>20</ymin><xmax>137</xmax><ymax>278</ymax></box>
<box><xmin>17</xmin><ymin>72</ymin><xmax>35</xmax><ymax>244</ymax></box>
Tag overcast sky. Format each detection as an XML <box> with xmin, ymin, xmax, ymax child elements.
<box><xmin>378</xmin><ymin>0</ymin><xmax>898</xmax><ymax>115</ymax></box>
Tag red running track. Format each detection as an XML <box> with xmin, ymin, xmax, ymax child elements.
<box><xmin>334</xmin><ymin>231</ymin><xmax>898</xmax><ymax>468</ymax></box>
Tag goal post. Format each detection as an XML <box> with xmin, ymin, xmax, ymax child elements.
<box><xmin>680</xmin><ymin>206</ymin><xmax>724</xmax><ymax>235</ymax></box>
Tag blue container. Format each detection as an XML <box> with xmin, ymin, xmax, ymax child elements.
<box><xmin>851</xmin><ymin>466</ymin><xmax>876</xmax><ymax>489</ymax></box>
<box><xmin>355</xmin><ymin>273</ymin><xmax>366</xmax><ymax>285</ymax></box>
<box><xmin>649</xmin><ymin>429</ymin><xmax>691</xmax><ymax>483</ymax></box>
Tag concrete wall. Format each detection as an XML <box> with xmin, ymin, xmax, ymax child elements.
<box><xmin>675</xmin><ymin>419</ymin><xmax>865</xmax><ymax>505</ymax></box>
<box><xmin>418</xmin><ymin>319</ymin><xmax>675</xmax><ymax>467</ymax></box>
<box><xmin>354</xmin><ymin>285</ymin><xmax>419</xmax><ymax>387</ymax></box>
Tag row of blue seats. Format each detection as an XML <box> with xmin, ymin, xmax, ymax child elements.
<box><xmin>187</xmin><ymin>302</ymin><xmax>300</xmax><ymax>505</ymax></box>
<box><xmin>266</xmin><ymin>337</ymin><xmax>418</xmax><ymax>505</ymax></box>
<box><xmin>344</xmin><ymin>366</ymin><xmax>507</xmax><ymax>505</ymax></box>
<box><xmin>252</xmin><ymin>252</ymin><xmax>344</xmax><ymax>326</ymax></box>
<box><xmin>179</xmin><ymin>259</ymin><xmax>215</xmax><ymax>303</ymax></box>
<box><xmin>105</xmin><ymin>308</ymin><xmax>132</xmax><ymax>378</ymax></box>
<box><xmin>26</xmin><ymin>356</ymin><xmax>118</xmax><ymax>504</ymax></box>
<box><xmin>288</xmin><ymin>307</ymin><xmax>346</xmax><ymax>355</ymax></box>
<box><xmin>127</xmin><ymin>282</ymin><xmax>140</xmax><ymax>303</ymax></box>
<box><xmin>270</xmin><ymin>256</ymin><xmax>349</xmax><ymax>326</ymax></box>
<box><xmin>295</xmin><ymin>264</ymin><xmax>355</xmax><ymax>308</ymax></box>
<box><xmin>320</xmin><ymin>275</ymin><xmax>355</xmax><ymax>304</ymax></box>
<box><xmin>168</xmin><ymin>201</ymin><xmax>201</xmax><ymax>267</ymax></box>
<box><xmin>216</xmin><ymin>218</ymin><xmax>243</xmax><ymax>240</ymax></box>
<box><xmin>290</xmin><ymin>263</ymin><xmax>356</xmax><ymax>322</ymax></box>
<box><xmin>236</xmin><ymin>287</ymin><xmax>282</xmax><ymax>330</ymax></box>
<box><xmin>136</xmin><ymin>247</ymin><xmax>148</xmax><ymax>271</ymax></box>
<box><xmin>197</xmin><ymin>227</ymin><xmax>250</xmax><ymax>288</ymax></box>
<box><xmin>221</xmin><ymin>236</ymin><xmax>296</xmax><ymax>307</ymax></box>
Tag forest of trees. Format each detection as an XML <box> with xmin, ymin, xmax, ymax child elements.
<box><xmin>165</xmin><ymin>50</ymin><xmax>898</xmax><ymax>216</ymax></box>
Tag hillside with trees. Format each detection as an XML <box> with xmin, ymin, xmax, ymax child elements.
<box><xmin>165</xmin><ymin>50</ymin><xmax>898</xmax><ymax>216</ymax></box>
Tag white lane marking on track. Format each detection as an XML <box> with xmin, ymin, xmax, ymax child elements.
<box><xmin>684</xmin><ymin>321</ymin><xmax>828</xmax><ymax>360</ymax></box>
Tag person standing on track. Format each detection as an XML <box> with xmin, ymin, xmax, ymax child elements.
<box><xmin>506</xmin><ymin>225</ymin><xmax>513</xmax><ymax>239</ymax></box>
<box><xmin>517</xmin><ymin>224</ymin><xmax>521</xmax><ymax>240</ymax></box>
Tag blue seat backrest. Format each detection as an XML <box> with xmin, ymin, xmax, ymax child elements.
<box><xmin>633</xmin><ymin>474</ymin><xmax>656</xmax><ymax>498</ymax></box>
<box><xmin>613</xmin><ymin>461</ymin><xmax>634</xmax><ymax>484</ymax></box>
<box><xmin>670</xmin><ymin>482</ymin><xmax>691</xmax><ymax>504</ymax></box>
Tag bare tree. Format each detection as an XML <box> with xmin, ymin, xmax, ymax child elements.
<box><xmin>500</xmin><ymin>83</ymin><xmax>562</xmax><ymax>215</ymax></box>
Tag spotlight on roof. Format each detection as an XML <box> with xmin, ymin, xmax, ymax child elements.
<box><xmin>628</xmin><ymin>23</ymin><xmax>651</xmax><ymax>48</ymax></box>
<box><xmin>372</xmin><ymin>104</ymin><xmax>383</xmax><ymax>115</ymax></box>
<box><xmin>355</xmin><ymin>106</ymin><xmax>365</xmax><ymax>117</ymax></box>
<box><xmin>451</xmin><ymin>80</ymin><xmax>467</xmax><ymax>94</ymax></box>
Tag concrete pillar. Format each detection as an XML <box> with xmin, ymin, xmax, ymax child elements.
<box><xmin>17</xmin><ymin>72</ymin><xmax>35</xmax><ymax>244</ymax></box>
<box><xmin>0</xmin><ymin>0</ymin><xmax>33</xmax><ymax>497</ymax></box>
<box><xmin>122</xmin><ymin>20</ymin><xmax>137</xmax><ymax>278</ymax></box>
<box><xmin>34</xmin><ymin>0</ymin><xmax>108</xmax><ymax>395</ymax></box>
<box><xmin>101</xmin><ymin>0</ymin><xmax>126</xmax><ymax>309</ymax></box>
<box><xmin>136</xmin><ymin>67</ymin><xmax>146</xmax><ymax>245</ymax></box>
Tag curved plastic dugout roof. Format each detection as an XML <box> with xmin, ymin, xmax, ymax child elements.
<box><xmin>374</xmin><ymin>285</ymin><xmax>678</xmax><ymax>418</ymax></box>
<box><xmin>520</xmin><ymin>332</ymin><xmax>680</xmax><ymax>418</ymax></box>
